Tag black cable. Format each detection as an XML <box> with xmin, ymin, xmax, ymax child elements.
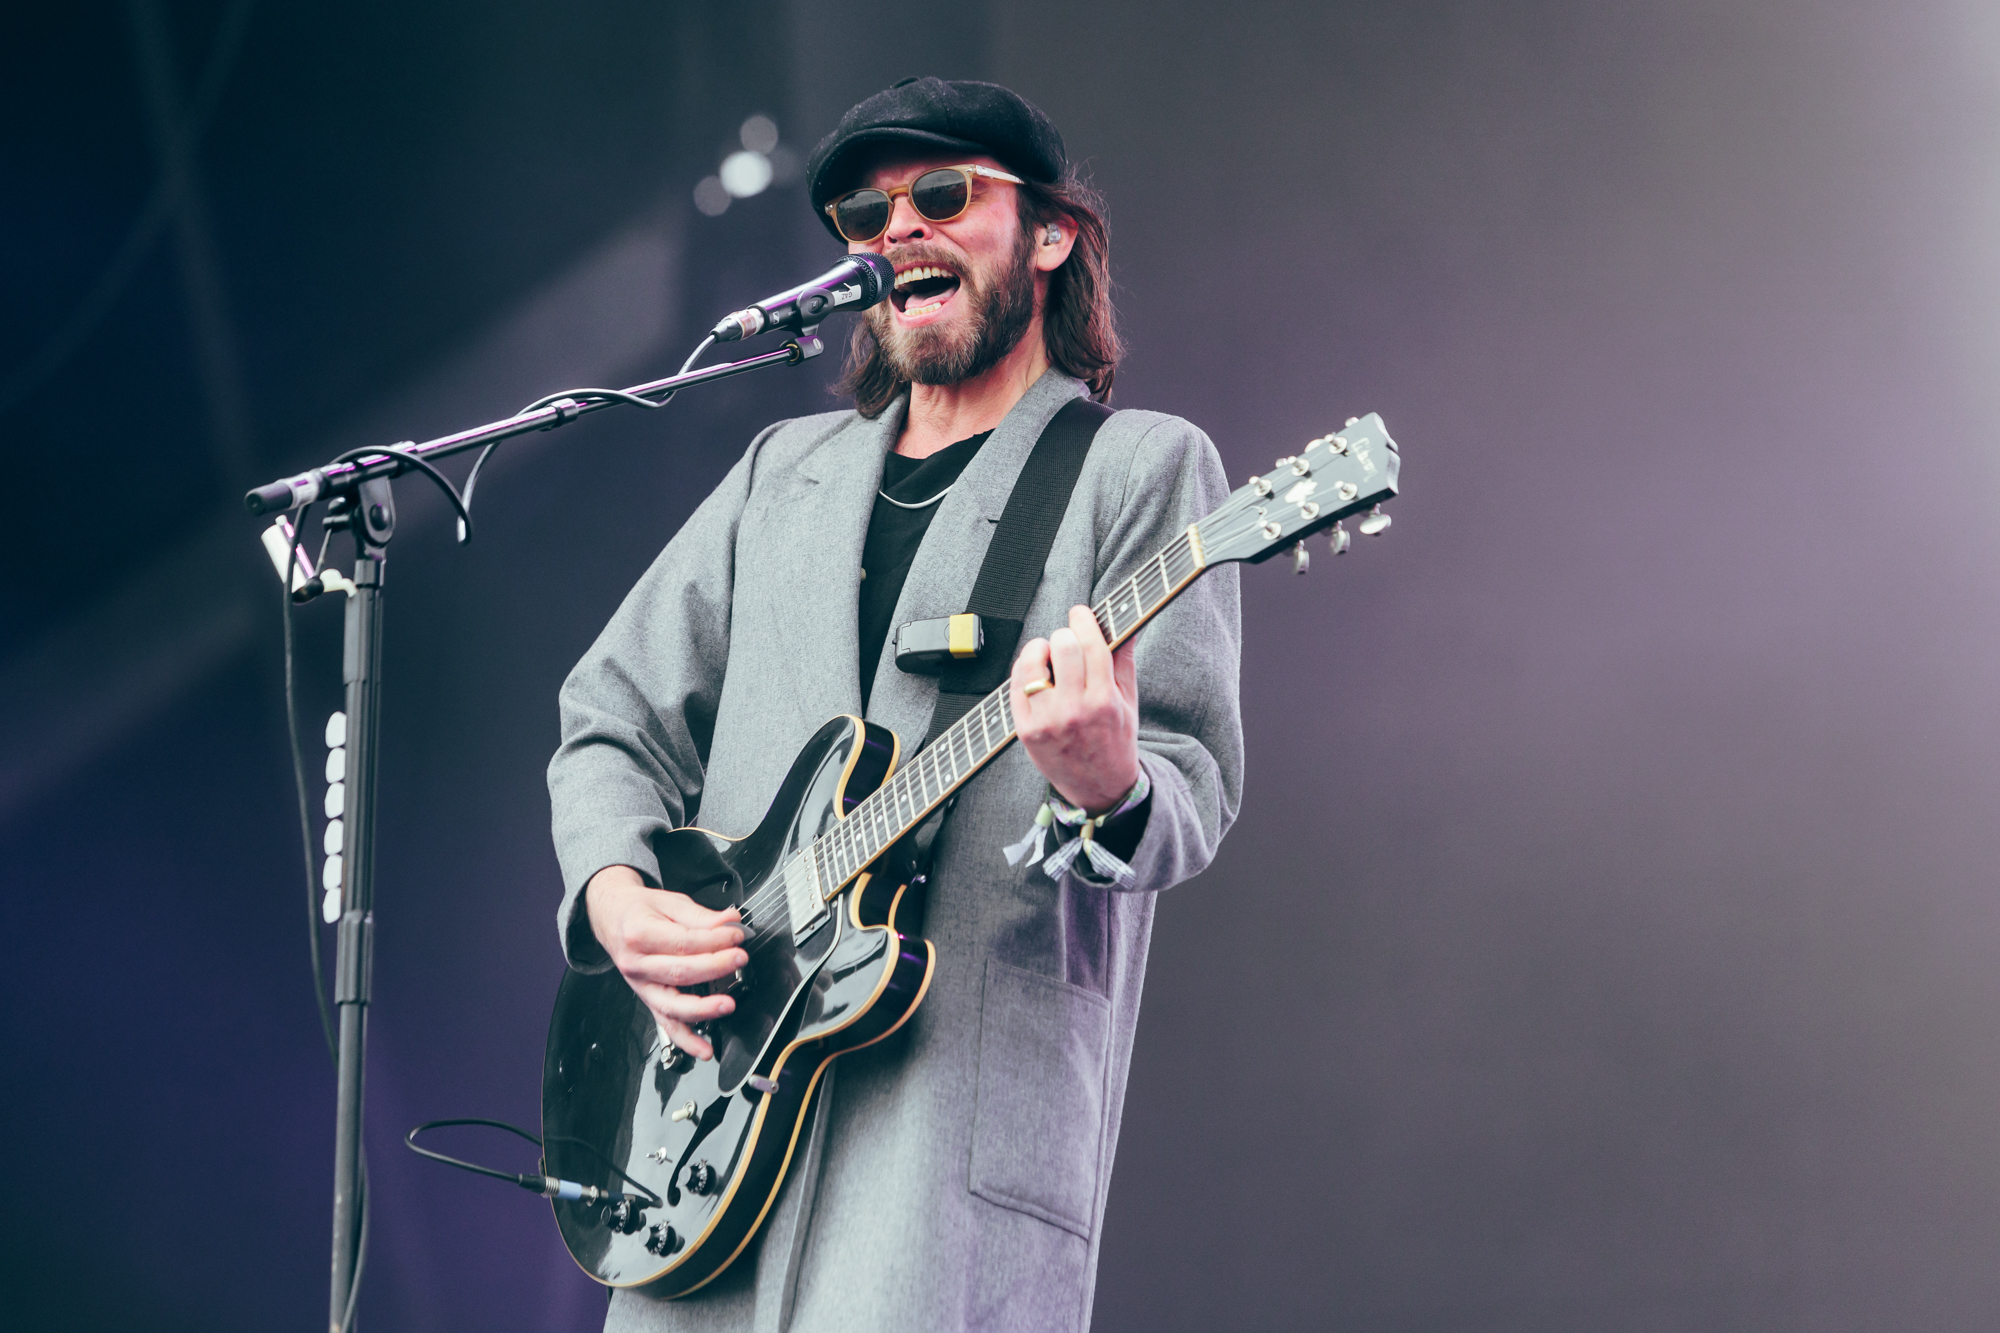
<box><xmin>457</xmin><ymin>333</ymin><xmax>723</xmax><ymax>541</ymax></box>
<box><xmin>516</xmin><ymin>386</ymin><xmax>680</xmax><ymax>414</ymax></box>
<box><xmin>330</xmin><ymin>443</ymin><xmax>475</xmax><ymax>544</ymax></box>
<box><xmin>281</xmin><ymin>504</ymin><xmax>337</xmax><ymax>1061</ymax></box>
<box><xmin>457</xmin><ymin>442</ymin><xmax>502</xmax><ymax>544</ymax></box>
<box><xmin>406</xmin><ymin>1118</ymin><xmax>544</xmax><ymax>1187</ymax></box>
<box><xmin>406</xmin><ymin>1119</ymin><xmax>661</xmax><ymax>1206</ymax></box>
<box><xmin>514</xmin><ymin>331</ymin><xmax>719</xmax><ymax>419</ymax></box>
<box><xmin>337</xmin><ymin>1152</ymin><xmax>369</xmax><ymax>1333</ymax></box>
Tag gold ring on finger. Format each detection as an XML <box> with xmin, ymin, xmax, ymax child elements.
<box><xmin>1023</xmin><ymin>678</ymin><xmax>1054</xmax><ymax>697</ymax></box>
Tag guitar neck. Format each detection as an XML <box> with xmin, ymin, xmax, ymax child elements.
<box><xmin>810</xmin><ymin>522</ymin><xmax>1209</xmax><ymax>898</ymax></box>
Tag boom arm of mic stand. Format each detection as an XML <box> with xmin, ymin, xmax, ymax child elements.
<box><xmin>245</xmin><ymin>335</ymin><xmax>824</xmax><ymax>515</ymax></box>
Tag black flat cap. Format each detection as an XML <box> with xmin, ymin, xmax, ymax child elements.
<box><xmin>806</xmin><ymin>77</ymin><xmax>1066</xmax><ymax>239</ymax></box>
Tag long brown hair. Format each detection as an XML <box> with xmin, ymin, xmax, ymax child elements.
<box><xmin>835</xmin><ymin>170</ymin><xmax>1124</xmax><ymax>418</ymax></box>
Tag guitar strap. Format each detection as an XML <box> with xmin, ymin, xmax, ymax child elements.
<box><xmin>919</xmin><ymin>395</ymin><xmax>1113</xmax><ymax>747</ymax></box>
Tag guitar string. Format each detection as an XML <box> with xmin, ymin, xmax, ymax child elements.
<box><xmin>728</xmin><ymin>502</ymin><xmax>1297</xmax><ymax>928</ymax></box>
<box><xmin>724</xmin><ymin>498</ymin><xmax>1331</xmax><ymax>962</ymax></box>
<box><xmin>724</xmin><ymin>464</ymin><xmax>1350</xmax><ymax>935</ymax></box>
<box><xmin>728</xmin><ymin>581</ymin><xmax>1174</xmax><ymax>937</ymax></box>
<box><xmin>724</xmin><ymin>527</ymin><xmax>1211</xmax><ymax>937</ymax></box>
<box><xmin>734</xmin><ymin>526</ymin><xmax>1199</xmax><ymax>920</ymax></box>
<box><xmin>716</xmin><ymin>439</ymin><xmax>1383</xmax><ymax>953</ymax></box>
<box><xmin>817</xmin><ymin>497</ymin><xmax>1340</xmax><ymax>882</ymax></box>
<box><xmin>726</xmin><ymin>499</ymin><xmax>1313</xmax><ymax>935</ymax></box>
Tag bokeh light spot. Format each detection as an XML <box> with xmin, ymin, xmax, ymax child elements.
<box><xmin>740</xmin><ymin>114</ymin><xmax>780</xmax><ymax>154</ymax></box>
<box><xmin>693</xmin><ymin>175</ymin><xmax>731</xmax><ymax>216</ymax></box>
<box><xmin>719</xmin><ymin>150</ymin><xmax>774</xmax><ymax>199</ymax></box>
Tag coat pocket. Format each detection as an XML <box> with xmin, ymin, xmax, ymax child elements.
<box><xmin>968</xmin><ymin>958</ymin><xmax>1113</xmax><ymax>1238</ymax></box>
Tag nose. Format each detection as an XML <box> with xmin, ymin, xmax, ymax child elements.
<box><xmin>883</xmin><ymin>190</ymin><xmax>931</xmax><ymax>245</ymax></box>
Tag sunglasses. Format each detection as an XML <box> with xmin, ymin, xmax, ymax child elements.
<box><xmin>824</xmin><ymin>164</ymin><xmax>1026</xmax><ymax>244</ymax></box>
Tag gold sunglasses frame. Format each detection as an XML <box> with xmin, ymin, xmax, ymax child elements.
<box><xmin>823</xmin><ymin>164</ymin><xmax>1026</xmax><ymax>243</ymax></box>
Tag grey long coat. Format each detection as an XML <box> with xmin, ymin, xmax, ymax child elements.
<box><xmin>548</xmin><ymin>370</ymin><xmax>1244</xmax><ymax>1333</ymax></box>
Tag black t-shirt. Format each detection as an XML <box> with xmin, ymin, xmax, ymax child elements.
<box><xmin>858</xmin><ymin>431</ymin><xmax>993</xmax><ymax>709</ymax></box>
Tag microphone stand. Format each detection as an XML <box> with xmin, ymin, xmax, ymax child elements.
<box><xmin>244</xmin><ymin>333</ymin><xmax>824</xmax><ymax>1333</ymax></box>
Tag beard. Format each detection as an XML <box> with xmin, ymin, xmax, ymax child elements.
<box><xmin>864</xmin><ymin>227</ymin><xmax>1037</xmax><ymax>388</ymax></box>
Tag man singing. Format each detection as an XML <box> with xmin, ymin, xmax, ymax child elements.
<box><xmin>549</xmin><ymin>78</ymin><xmax>1243</xmax><ymax>1331</ymax></box>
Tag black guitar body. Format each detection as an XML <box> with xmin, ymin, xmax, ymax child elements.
<box><xmin>542</xmin><ymin>715</ymin><xmax>935</xmax><ymax>1298</ymax></box>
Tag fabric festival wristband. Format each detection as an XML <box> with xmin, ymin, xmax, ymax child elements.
<box><xmin>1001</xmin><ymin>768</ymin><xmax>1152</xmax><ymax>888</ymax></box>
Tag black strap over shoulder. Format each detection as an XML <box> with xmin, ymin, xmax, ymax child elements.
<box><xmin>920</xmin><ymin>396</ymin><xmax>1113</xmax><ymax>746</ymax></box>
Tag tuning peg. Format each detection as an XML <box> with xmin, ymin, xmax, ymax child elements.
<box><xmin>1329</xmin><ymin>522</ymin><xmax>1351</xmax><ymax>555</ymax></box>
<box><xmin>1359</xmin><ymin>505</ymin><xmax>1391</xmax><ymax>536</ymax></box>
<box><xmin>1291</xmin><ymin>540</ymin><xmax>1310</xmax><ymax>575</ymax></box>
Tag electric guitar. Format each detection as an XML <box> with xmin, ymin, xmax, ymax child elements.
<box><xmin>542</xmin><ymin>413</ymin><xmax>1401</xmax><ymax>1296</ymax></box>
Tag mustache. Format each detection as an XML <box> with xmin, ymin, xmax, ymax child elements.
<box><xmin>881</xmin><ymin>243</ymin><xmax>968</xmax><ymax>279</ymax></box>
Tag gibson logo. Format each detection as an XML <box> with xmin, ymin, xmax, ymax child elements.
<box><xmin>829</xmin><ymin>283</ymin><xmax>861</xmax><ymax>306</ymax></box>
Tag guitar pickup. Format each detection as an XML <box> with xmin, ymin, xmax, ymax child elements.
<box><xmin>791</xmin><ymin>910</ymin><xmax>828</xmax><ymax>947</ymax></box>
<box><xmin>783</xmin><ymin>853</ymin><xmax>829</xmax><ymax>943</ymax></box>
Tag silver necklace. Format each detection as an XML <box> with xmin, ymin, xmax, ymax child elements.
<box><xmin>876</xmin><ymin>482</ymin><xmax>955</xmax><ymax>510</ymax></box>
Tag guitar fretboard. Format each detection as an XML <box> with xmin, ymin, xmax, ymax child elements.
<box><xmin>805</xmin><ymin>522</ymin><xmax>1208</xmax><ymax>902</ymax></box>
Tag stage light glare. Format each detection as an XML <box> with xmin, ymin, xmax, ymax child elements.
<box><xmin>720</xmin><ymin>150</ymin><xmax>774</xmax><ymax>199</ymax></box>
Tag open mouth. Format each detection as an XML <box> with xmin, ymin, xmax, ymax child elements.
<box><xmin>892</xmin><ymin>264</ymin><xmax>962</xmax><ymax>319</ymax></box>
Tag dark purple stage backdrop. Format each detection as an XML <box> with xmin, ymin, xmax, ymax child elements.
<box><xmin>4</xmin><ymin>2</ymin><xmax>1997</xmax><ymax>1329</ymax></box>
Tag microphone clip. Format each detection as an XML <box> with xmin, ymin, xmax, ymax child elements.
<box><xmin>716</xmin><ymin>292</ymin><xmax>833</xmax><ymax>342</ymax></box>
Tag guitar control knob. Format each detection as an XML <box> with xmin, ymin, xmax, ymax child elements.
<box><xmin>645</xmin><ymin>1223</ymin><xmax>680</xmax><ymax>1255</ymax></box>
<box><xmin>686</xmin><ymin>1160</ymin><xmax>718</xmax><ymax>1195</ymax></box>
<box><xmin>672</xmin><ymin>1100</ymin><xmax>698</xmax><ymax>1123</ymax></box>
<box><xmin>605</xmin><ymin>1197</ymin><xmax>646</xmax><ymax>1234</ymax></box>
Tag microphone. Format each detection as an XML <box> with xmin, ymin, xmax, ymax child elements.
<box><xmin>711</xmin><ymin>253</ymin><xmax>894</xmax><ymax>342</ymax></box>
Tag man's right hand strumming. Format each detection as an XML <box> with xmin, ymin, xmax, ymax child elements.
<box><xmin>584</xmin><ymin>864</ymin><xmax>748</xmax><ymax>1062</ymax></box>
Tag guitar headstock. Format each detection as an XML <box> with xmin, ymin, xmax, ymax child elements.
<box><xmin>1197</xmin><ymin>413</ymin><xmax>1399</xmax><ymax>568</ymax></box>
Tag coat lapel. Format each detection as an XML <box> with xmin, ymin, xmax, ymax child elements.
<box><xmin>771</xmin><ymin>398</ymin><xmax>906</xmax><ymax>728</ymax></box>
<box><xmin>865</xmin><ymin>371</ymin><xmax>1089</xmax><ymax>748</ymax></box>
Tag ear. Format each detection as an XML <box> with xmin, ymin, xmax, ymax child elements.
<box><xmin>1031</xmin><ymin>217</ymin><xmax>1077</xmax><ymax>274</ymax></box>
